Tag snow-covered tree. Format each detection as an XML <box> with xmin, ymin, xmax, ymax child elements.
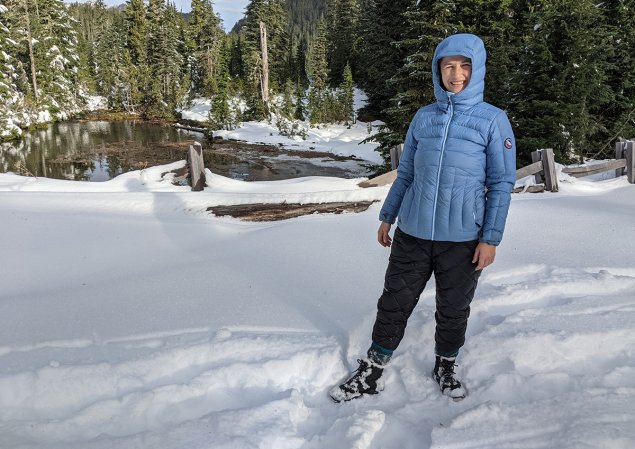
<box><xmin>0</xmin><ymin>2</ymin><xmax>23</xmax><ymax>139</ymax></box>
<box><xmin>36</xmin><ymin>0</ymin><xmax>84</xmax><ymax>115</ymax></box>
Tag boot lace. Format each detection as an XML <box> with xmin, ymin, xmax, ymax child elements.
<box><xmin>439</xmin><ymin>358</ymin><xmax>461</xmax><ymax>389</ymax></box>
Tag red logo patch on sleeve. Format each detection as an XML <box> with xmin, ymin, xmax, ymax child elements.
<box><xmin>504</xmin><ymin>138</ymin><xmax>513</xmax><ymax>149</ymax></box>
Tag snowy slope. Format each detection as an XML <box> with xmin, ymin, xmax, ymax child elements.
<box><xmin>0</xmin><ymin>165</ymin><xmax>634</xmax><ymax>449</ymax></box>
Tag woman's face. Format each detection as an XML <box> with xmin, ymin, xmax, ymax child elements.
<box><xmin>440</xmin><ymin>56</ymin><xmax>472</xmax><ymax>94</ymax></box>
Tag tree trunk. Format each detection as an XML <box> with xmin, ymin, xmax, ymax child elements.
<box><xmin>259</xmin><ymin>21</ymin><xmax>269</xmax><ymax>112</ymax></box>
<box><xmin>24</xmin><ymin>0</ymin><xmax>38</xmax><ymax>99</ymax></box>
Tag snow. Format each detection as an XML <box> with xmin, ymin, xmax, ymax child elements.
<box><xmin>1</xmin><ymin>141</ymin><xmax>635</xmax><ymax>449</ymax></box>
<box><xmin>180</xmin><ymin>97</ymin><xmax>212</xmax><ymax>122</ymax></box>
<box><xmin>85</xmin><ymin>95</ymin><xmax>107</xmax><ymax>111</ymax></box>
<box><xmin>179</xmin><ymin>89</ymin><xmax>384</xmax><ymax>165</ymax></box>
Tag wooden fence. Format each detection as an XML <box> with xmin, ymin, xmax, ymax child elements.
<box><xmin>515</xmin><ymin>139</ymin><xmax>635</xmax><ymax>192</ymax></box>
<box><xmin>362</xmin><ymin>139</ymin><xmax>635</xmax><ymax>191</ymax></box>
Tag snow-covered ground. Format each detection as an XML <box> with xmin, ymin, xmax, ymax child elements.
<box><xmin>180</xmin><ymin>90</ymin><xmax>385</xmax><ymax>165</ymax></box>
<box><xmin>1</xmin><ymin>151</ymin><xmax>634</xmax><ymax>448</ymax></box>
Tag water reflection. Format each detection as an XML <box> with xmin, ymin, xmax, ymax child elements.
<box><xmin>0</xmin><ymin>120</ymin><xmax>369</xmax><ymax>182</ymax></box>
<box><xmin>0</xmin><ymin>121</ymin><xmax>200</xmax><ymax>181</ymax></box>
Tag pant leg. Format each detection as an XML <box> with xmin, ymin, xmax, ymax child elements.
<box><xmin>432</xmin><ymin>240</ymin><xmax>481</xmax><ymax>356</ymax></box>
<box><xmin>371</xmin><ymin>228</ymin><xmax>434</xmax><ymax>351</ymax></box>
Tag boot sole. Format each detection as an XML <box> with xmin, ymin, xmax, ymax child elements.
<box><xmin>329</xmin><ymin>388</ymin><xmax>378</xmax><ymax>403</ymax></box>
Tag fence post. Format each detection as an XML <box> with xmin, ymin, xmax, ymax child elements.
<box><xmin>626</xmin><ymin>140</ymin><xmax>635</xmax><ymax>184</ymax></box>
<box><xmin>615</xmin><ymin>138</ymin><xmax>626</xmax><ymax>178</ymax></box>
<box><xmin>188</xmin><ymin>141</ymin><xmax>206</xmax><ymax>191</ymax></box>
<box><xmin>390</xmin><ymin>144</ymin><xmax>403</xmax><ymax>170</ymax></box>
<box><xmin>531</xmin><ymin>150</ymin><xmax>544</xmax><ymax>184</ymax></box>
<box><xmin>539</xmin><ymin>148</ymin><xmax>558</xmax><ymax>192</ymax></box>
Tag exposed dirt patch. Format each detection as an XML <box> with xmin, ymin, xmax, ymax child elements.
<box><xmin>208</xmin><ymin>201</ymin><xmax>376</xmax><ymax>221</ymax></box>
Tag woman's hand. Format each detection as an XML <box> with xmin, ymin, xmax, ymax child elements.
<box><xmin>378</xmin><ymin>222</ymin><xmax>392</xmax><ymax>247</ymax></box>
<box><xmin>472</xmin><ymin>242</ymin><xmax>496</xmax><ymax>270</ymax></box>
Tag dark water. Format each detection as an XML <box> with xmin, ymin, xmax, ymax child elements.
<box><xmin>0</xmin><ymin>121</ymin><xmax>195</xmax><ymax>181</ymax></box>
<box><xmin>0</xmin><ymin>121</ymin><xmax>366</xmax><ymax>182</ymax></box>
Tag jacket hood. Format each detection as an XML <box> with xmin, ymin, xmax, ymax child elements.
<box><xmin>432</xmin><ymin>33</ymin><xmax>486</xmax><ymax>110</ymax></box>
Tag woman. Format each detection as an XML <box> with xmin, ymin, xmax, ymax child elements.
<box><xmin>331</xmin><ymin>33</ymin><xmax>516</xmax><ymax>402</ymax></box>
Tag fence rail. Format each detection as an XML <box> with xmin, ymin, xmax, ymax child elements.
<box><xmin>364</xmin><ymin>138</ymin><xmax>635</xmax><ymax>192</ymax></box>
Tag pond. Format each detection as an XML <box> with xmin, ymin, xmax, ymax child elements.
<box><xmin>0</xmin><ymin>120</ymin><xmax>371</xmax><ymax>182</ymax></box>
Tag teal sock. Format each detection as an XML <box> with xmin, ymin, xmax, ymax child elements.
<box><xmin>367</xmin><ymin>342</ymin><xmax>393</xmax><ymax>366</ymax></box>
<box><xmin>436</xmin><ymin>348</ymin><xmax>459</xmax><ymax>358</ymax></box>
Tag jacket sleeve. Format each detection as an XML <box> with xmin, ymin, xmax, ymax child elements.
<box><xmin>378</xmin><ymin>110</ymin><xmax>420</xmax><ymax>224</ymax></box>
<box><xmin>480</xmin><ymin>111</ymin><xmax>516</xmax><ymax>246</ymax></box>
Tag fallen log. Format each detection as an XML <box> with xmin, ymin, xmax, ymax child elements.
<box><xmin>208</xmin><ymin>201</ymin><xmax>376</xmax><ymax>221</ymax></box>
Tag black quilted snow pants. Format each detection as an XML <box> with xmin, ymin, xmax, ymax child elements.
<box><xmin>371</xmin><ymin>227</ymin><xmax>481</xmax><ymax>356</ymax></box>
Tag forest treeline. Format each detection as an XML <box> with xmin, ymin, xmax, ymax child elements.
<box><xmin>1</xmin><ymin>0</ymin><xmax>634</xmax><ymax>167</ymax></box>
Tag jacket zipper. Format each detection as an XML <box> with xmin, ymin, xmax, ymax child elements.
<box><xmin>431</xmin><ymin>95</ymin><xmax>454</xmax><ymax>240</ymax></box>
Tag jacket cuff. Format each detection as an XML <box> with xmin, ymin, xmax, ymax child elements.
<box><xmin>379</xmin><ymin>213</ymin><xmax>396</xmax><ymax>224</ymax></box>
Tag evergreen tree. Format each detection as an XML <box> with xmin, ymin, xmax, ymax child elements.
<box><xmin>8</xmin><ymin>0</ymin><xmax>84</xmax><ymax>116</ymax></box>
<box><xmin>242</xmin><ymin>0</ymin><xmax>290</xmax><ymax>118</ymax></box>
<box><xmin>308</xmin><ymin>19</ymin><xmax>329</xmax><ymax>123</ymax></box>
<box><xmin>295</xmin><ymin>35</ymin><xmax>309</xmax><ymax>88</ymax></box>
<box><xmin>123</xmin><ymin>0</ymin><xmax>148</xmax><ymax>111</ymax></box>
<box><xmin>356</xmin><ymin>0</ymin><xmax>412</xmax><ymax>117</ymax></box>
<box><xmin>599</xmin><ymin>0</ymin><xmax>635</xmax><ymax>155</ymax></box>
<box><xmin>509</xmin><ymin>0</ymin><xmax>613</xmax><ymax>162</ymax></box>
<box><xmin>144</xmin><ymin>0</ymin><xmax>185</xmax><ymax>117</ymax></box>
<box><xmin>0</xmin><ymin>2</ymin><xmax>22</xmax><ymax>138</ymax></box>
<box><xmin>369</xmin><ymin>0</ymin><xmax>453</xmax><ymax>165</ymax></box>
<box><xmin>281</xmin><ymin>79</ymin><xmax>294</xmax><ymax>119</ymax></box>
<box><xmin>294</xmin><ymin>80</ymin><xmax>305</xmax><ymax>120</ymax></box>
<box><xmin>209</xmin><ymin>41</ymin><xmax>233</xmax><ymax>129</ymax></box>
<box><xmin>325</xmin><ymin>0</ymin><xmax>360</xmax><ymax>85</ymax></box>
<box><xmin>228</xmin><ymin>32</ymin><xmax>245</xmax><ymax>79</ymax></box>
<box><xmin>95</xmin><ymin>13</ymin><xmax>131</xmax><ymax>110</ymax></box>
<box><xmin>42</xmin><ymin>0</ymin><xmax>83</xmax><ymax>113</ymax></box>
<box><xmin>188</xmin><ymin>0</ymin><xmax>224</xmax><ymax>97</ymax></box>
<box><xmin>338</xmin><ymin>62</ymin><xmax>354</xmax><ymax>125</ymax></box>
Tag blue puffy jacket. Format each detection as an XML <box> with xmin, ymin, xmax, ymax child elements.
<box><xmin>379</xmin><ymin>34</ymin><xmax>516</xmax><ymax>246</ymax></box>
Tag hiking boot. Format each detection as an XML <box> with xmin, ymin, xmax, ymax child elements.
<box><xmin>432</xmin><ymin>355</ymin><xmax>466</xmax><ymax>401</ymax></box>
<box><xmin>329</xmin><ymin>358</ymin><xmax>384</xmax><ymax>403</ymax></box>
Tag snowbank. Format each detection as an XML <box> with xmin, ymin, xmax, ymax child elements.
<box><xmin>0</xmin><ymin>166</ymin><xmax>634</xmax><ymax>449</ymax></box>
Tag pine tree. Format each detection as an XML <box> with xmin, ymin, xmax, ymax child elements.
<box><xmin>294</xmin><ymin>80</ymin><xmax>305</xmax><ymax>120</ymax></box>
<box><xmin>325</xmin><ymin>0</ymin><xmax>360</xmax><ymax>85</ymax></box>
<box><xmin>295</xmin><ymin>35</ymin><xmax>309</xmax><ymax>88</ymax></box>
<box><xmin>280</xmin><ymin>78</ymin><xmax>294</xmax><ymax>119</ymax></box>
<box><xmin>12</xmin><ymin>0</ymin><xmax>84</xmax><ymax>116</ymax></box>
<box><xmin>95</xmin><ymin>13</ymin><xmax>130</xmax><ymax>110</ymax></box>
<box><xmin>40</xmin><ymin>0</ymin><xmax>84</xmax><ymax>114</ymax></box>
<box><xmin>209</xmin><ymin>39</ymin><xmax>233</xmax><ymax>130</ymax></box>
<box><xmin>123</xmin><ymin>0</ymin><xmax>148</xmax><ymax>111</ymax></box>
<box><xmin>308</xmin><ymin>19</ymin><xmax>329</xmax><ymax>123</ymax></box>
<box><xmin>242</xmin><ymin>0</ymin><xmax>290</xmax><ymax>118</ymax></box>
<box><xmin>0</xmin><ymin>1</ymin><xmax>23</xmax><ymax>138</ymax></box>
<box><xmin>599</xmin><ymin>0</ymin><xmax>635</xmax><ymax>155</ymax></box>
<box><xmin>369</xmin><ymin>0</ymin><xmax>453</xmax><ymax>166</ymax></box>
<box><xmin>144</xmin><ymin>0</ymin><xmax>185</xmax><ymax>118</ymax></box>
<box><xmin>228</xmin><ymin>32</ymin><xmax>245</xmax><ymax>79</ymax></box>
<box><xmin>356</xmin><ymin>0</ymin><xmax>412</xmax><ymax>117</ymax></box>
<box><xmin>338</xmin><ymin>62</ymin><xmax>354</xmax><ymax>125</ymax></box>
<box><xmin>509</xmin><ymin>0</ymin><xmax>613</xmax><ymax>162</ymax></box>
<box><xmin>188</xmin><ymin>0</ymin><xmax>224</xmax><ymax>97</ymax></box>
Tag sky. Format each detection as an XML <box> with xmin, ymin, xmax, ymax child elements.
<box><xmin>67</xmin><ymin>0</ymin><xmax>250</xmax><ymax>30</ymax></box>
